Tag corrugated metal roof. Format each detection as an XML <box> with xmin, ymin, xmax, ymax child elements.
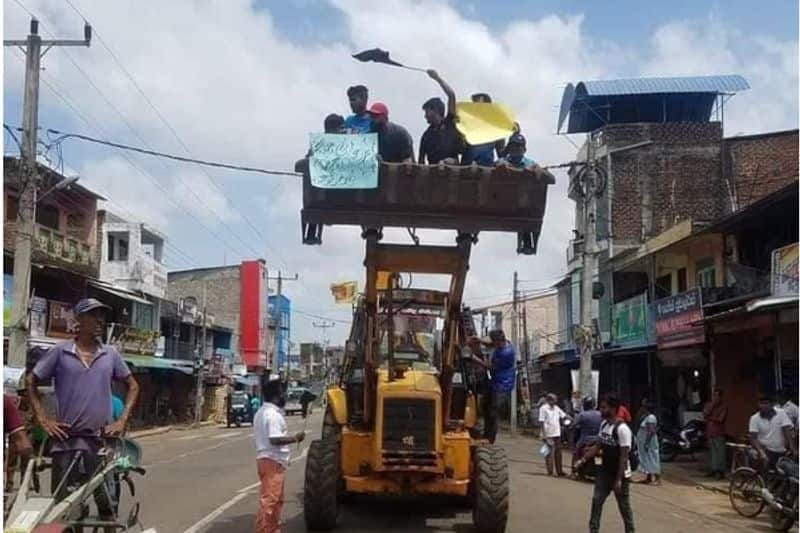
<box><xmin>578</xmin><ymin>75</ymin><xmax>750</xmax><ymax>96</ymax></box>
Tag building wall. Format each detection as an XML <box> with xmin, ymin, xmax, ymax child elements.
<box><xmin>478</xmin><ymin>291</ymin><xmax>560</xmax><ymax>357</ymax></box>
<box><xmin>599</xmin><ymin>122</ymin><xmax>726</xmax><ymax>248</ymax></box>
<box><xmin>268</xmin><ymin>294</ymin><xmax>291</xmax><ymax>370</ymax></box>
<box><xmin>167</xmin><ymin>265</ymin><xmax>242</xmax><ymax>356</ymax></box>
<box><xmin>98</xmin><ymin>215</ymin><xmax>167</xmax><ymax>299</ymax></box>
<box><xmin>724</xmin><ymin>130</ymin><xmax>799</xmax><ymax>210</ymax></box>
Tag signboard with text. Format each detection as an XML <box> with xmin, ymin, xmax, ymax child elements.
<box><xmin>771</xmin><ymin>243</ymin><xmax>799</xmax><ymax>297</ymax></box>
<box><xmin>309</xmin><ymin>133</ymin><xmax>379</xmax><ymax>189</ymax></box>
<box><xmin>654</xmin><ymin>288</ymin><xmax>704</xmax><ymax>349</ymax></box>
<box><xmin>613</xmin><ymin>293</ymin><xmax>649</xmax><ymax>347</ymax></box>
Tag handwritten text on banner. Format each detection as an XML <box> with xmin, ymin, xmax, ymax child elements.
<box><xmin>309</xmin><ymin>133</ymin><xmax>379</xmax><ymax>189</ymax></box>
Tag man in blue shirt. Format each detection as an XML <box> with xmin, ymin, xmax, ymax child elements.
<box><xmin>344</xmin><ymin>85</ymin><xmax>372</xmax><ymax>133</ymax></box>
<box><xmin>462</xmin><ymin>93</ymin><xmax>507</xmax><ymax>166</ymax></box>
<box><xmin>477</xmin><ymin>329</ymin><xmax>516</xmax><ymax>444</ymax></box>
<box><xmin>496</xmin><ymin>133</ymin><xmax>536</xmax><ymax>169</ymax></box>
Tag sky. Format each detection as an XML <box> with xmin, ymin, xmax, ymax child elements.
<box><xmin>3</xmin><ymin>0</ymin><xmax>798</xmax><ymax>348</ymax></box>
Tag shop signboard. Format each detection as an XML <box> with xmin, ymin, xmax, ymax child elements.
<box><xmin>612</xmin><ymin>293</ymin><xmax>649</xmax><ymax>347</ymax></box>
<box><xmin>771</xmin><ymin>243</ymin><xmax>799</xmax><ymax>297</ymax></box>
<box><xmin>654</xmin><ymin>288</ymin><xmax>704</xmax><ymax>349</ymax></box>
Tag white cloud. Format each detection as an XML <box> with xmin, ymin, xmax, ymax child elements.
<box><xmin>3</xmin><ymin>0</ymin><xmax>796</xmax><ymax>344</ymax></box>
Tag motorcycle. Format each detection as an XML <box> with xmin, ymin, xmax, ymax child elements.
<box><xmin>761</xmin><ymin>457</ymin><xmax>799</xmax><ymax>531</ymax></box>
<box><xmin>659</xmin><ymin>419</ymin><xmax>705</xmax><ymax>462</ymax></box>
<box><xmin>572</xmin><ymin>436</ymin><xmax>599</xmax><ymax>481</ymax></box>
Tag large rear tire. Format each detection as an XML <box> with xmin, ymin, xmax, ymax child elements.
<box><xmin>472</xmin><ymin>445</ymin><xmax>509</xmax><ymax>533</ymax></box>
<box><xmin>304</xmin><ymin>439</ymin><xmax>340</xmax><ymax>531</ymax></box>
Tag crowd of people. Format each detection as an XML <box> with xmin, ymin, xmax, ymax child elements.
<box><xmin>317</xmin><ymin>70</ymin><xmax>537</xmax><ymax>170</ymax></box>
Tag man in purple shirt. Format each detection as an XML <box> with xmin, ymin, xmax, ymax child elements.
<box><xmin>27</xmin><ymin>298</ymin><xmax>139</xmax><ymax>518</ymax></box>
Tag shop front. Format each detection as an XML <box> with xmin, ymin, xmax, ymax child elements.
<box><xmin>654</xmin><ymin>288</ymin><xmax>710</xmax><ymax>427</ymax></box>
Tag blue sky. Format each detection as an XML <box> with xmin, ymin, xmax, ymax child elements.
<box><xmin>4</xmin><ymin>0</ymin><xmax>798</xmax><ymax>346</ymax></box>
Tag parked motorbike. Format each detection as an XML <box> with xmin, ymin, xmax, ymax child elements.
<box><xmin>659</xmin><ymin>419</ymin><xmax>706</xmax><ymax>462</ymax></box>
<box><xmin>761</xmin><ymin>457</ymin><xmax>799</xmax><ymax>531</ymax></box>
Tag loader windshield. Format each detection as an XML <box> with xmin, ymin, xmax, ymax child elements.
<box><xmin>377</xmin><ymin>313</ymin><xmax>438</xmax><ymax>370</ymax></box>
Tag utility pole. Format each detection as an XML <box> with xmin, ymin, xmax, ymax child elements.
<box><xmin>4</xmin><ymin>19</ymin><xmax>91</xmax><ymax>367</ymax></box>
<box><xmin>510</xmin><ymin>271</ymin><xmax>519</xmax><ymax>434</ymax></box>
<box><xmin>579</xmin><ymin>158</ymin><xmax>599</xmax><ymax>400</ymax></box>
<box><xmin>313</xmin><ymin>320</ymin><xmax>335</xmax><ymax>383</ymax></box>
<box><xmin>194</xmin><ymin>283</ymin><xmax>207</xmax><ymax>425</ymax></box>
<box><xmin>268</xmin><ymin>271</ymin><xmax>298</xmax><ymax>379</ymax></box>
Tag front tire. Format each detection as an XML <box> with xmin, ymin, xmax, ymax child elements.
<box><xmin>729</xmin><ymin>467</ymin><xmax>766</xmax><ymax>518</ymax></box>
<box><xmin>321</xmin><ymin>406</ymin><xmax>341</xmax><ymax>440</ymax></box>
<box><xmin>304</xmin><ymin>439</ymin><xmax>340</xmax><ymax>531</ymax></box>
<box><xmin>472</xmin><ymin>445</ymin><xmax>509</xmax><ymax>533</ymax></box>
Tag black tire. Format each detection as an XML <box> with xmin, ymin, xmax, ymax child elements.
<box><xmin>729</xmin><ymin>467</ymin><xmax>766</xmax><ymax>518</ymax></box>
<box><xmin>659</xmin><ymin>439</ymin><xmax>679</xmax><ymax>463</ymax></box>
<box><xmin>472</xmin><ymin>445</ymin><xmax>509</xmax><ymax>533</ymax></box>
<box><xmin>322</xmin><ymin>406</ymin><xmax>341</xmax><ymax>440</ymax></box>
<box><xmin>770</xmin><ymin>482</ymin><xmax>797</xmax><ymax>532</ymax></box>
<box><xmin>304</xmin><ymin>439</ymin><xmax>340</xmax><ymax>531</ymax></box>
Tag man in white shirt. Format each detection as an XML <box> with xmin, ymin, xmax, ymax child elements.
<box><xmin>777</xmin><ymin>390</ymin><xmax>799</xmax><ymax>429</ymax></box>
<box><xmin>539</xmin><ymin>393</ymin><xmax>568</xmax><ymax>476</ymax></box>
<box><xmin>254</xmin><ymin>380</ymin><xmax>305</xmax><ymax>533</ymax></box>
<box><xmin>575</xmin><ymin>394</ymin><xmax>636</xmax><ymax>533</ymax></box>
<box><xmin>750</xmin><ymin>395</ymin><xmax>796</xmax><ymax>471</ymax></box>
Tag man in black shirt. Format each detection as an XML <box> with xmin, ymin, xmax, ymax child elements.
<box><xmin>367</xmin><ymin>102</ymin><xmax>414</xmax><ymax>163</ymax></box>
<box><xmin>419</xmin><ymin>70</ymin><xmax>464</xmax><ymax>164</ymax></box>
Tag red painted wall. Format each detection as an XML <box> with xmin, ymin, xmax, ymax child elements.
<box><xmin>239</xmin><ymin>260</ymin><xmax>267</xmax><ymax>368</ymax></box>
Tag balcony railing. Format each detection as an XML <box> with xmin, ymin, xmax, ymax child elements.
<box><xmin>35</xmin><ymin>225</ymin><xmax>93</xmax><ymax>266</ymax></box>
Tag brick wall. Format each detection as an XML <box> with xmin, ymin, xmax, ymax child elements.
<box><xmin>600</xmin><ymin>122</ymin><xmax>726</xmax><ymax>246</ymax></box>
<box><xmin>723</xmin><ymin>129</ymin><xmax>799</xmax><ymax>210</ymax></box>
<box><xmin>167</xmin><ymin>266</ymin><xmax>242</xmax><ymax>349</ymax></box>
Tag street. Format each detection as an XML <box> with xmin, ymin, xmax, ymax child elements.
<box><xmin>125</xmin><ymin>411</ymin><xmax>791</xmax><ymax>533</ymax></box>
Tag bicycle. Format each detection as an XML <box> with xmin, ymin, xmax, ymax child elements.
<box><xmin>729</xmin><ymin>447</ymin><xmax>799</xmax><ymax>531</ymax></box>
<box><xmin>5</xmin><ymin>435</ymin><xmax>157</xmax><ymax>533</ymax></box>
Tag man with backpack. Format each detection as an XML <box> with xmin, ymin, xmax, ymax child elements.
<box><xmin>574</xmin><ymin>394</ymin><xmax>636</xmax><ymax>533</ymax></box>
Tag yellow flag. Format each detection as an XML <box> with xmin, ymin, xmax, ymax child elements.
<box><xmin>455</xmin><ymin>102</ymin><xmax>516</xmax><ymax>146</ymax></box>
<box><xmin>376</xmin><ymin>271</ymin><xmax>391</xmax><ymax>290</ymax></box>
<box><xmin>330</xmin><ymin>281</ymin><xmax>358</xmax><ymax>304</ymax></box>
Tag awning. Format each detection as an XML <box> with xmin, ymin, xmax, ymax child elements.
<box><xmin>89</xmin><ymin>281</ymin><xmax>152</xmax><ymax>306</ymax></box>
<box><xmin>747</xmin><ymin>295</ymin><xmax>799</xmax><ymax>313</ymax></box>
<box><xmin>123</xmin><ymin>354</ymin><xmax>194</xmax><ymax>375</ymax></box>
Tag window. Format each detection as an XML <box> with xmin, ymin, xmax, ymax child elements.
<box><xmin>5</xmin><ymin>196</ymin><xmax>19</xmax><ymax>221</ymax></box>
<box><xmin>655</xmin><ymin>274</ymin><xmax>672</xmax><ymax>299</ymax></box>
<box><xmin>696</xmin><ymin>258</ymin><xmax>716</xmax><ymax>289</ymax></box>
<box><xmin>491</xmin><ymin>311</ymin><xmax>503</xmax><ymax>330</ymax></box>
<box><xmin>107</xmin><ymin>233</ymin><xmax>129</xmax><ymax>261</ymax></box>
<box><xmin>36</xmin><ymin>204</ymin><xmax>60</xmax><ymax>231</ymax></box>
<box><xmin>677</xmin><ymin>268</ymin><xmax>687</xmax><ymax>293</ymax></box>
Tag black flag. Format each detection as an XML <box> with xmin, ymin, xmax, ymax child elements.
<box><xmin>351</xmin><ymin>48</ymin><xmax>425</xmax><ymax>72</ymax></box>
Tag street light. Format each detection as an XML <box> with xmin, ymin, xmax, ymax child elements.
<box><xmin>36</xmin><ymin>175</ymin><xmax>79</xmax><ymax>203</ymax></box>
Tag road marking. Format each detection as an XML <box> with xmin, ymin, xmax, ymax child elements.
<box><xmin>209</xmin><ymin>431</ymin><xmax>241</xmax><ymax>440</ymax></box>
<box><xmin>175</xmin><ymin>434</ymin><xmax>203</xmax><ymax>441</ymax></box>
<box><xmin>182</xmin><ymin>441</ymin><xmax>310</xmax><ymax>532</ymax></box>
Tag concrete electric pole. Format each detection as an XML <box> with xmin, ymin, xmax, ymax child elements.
<box><xmin>510</xmin><ymin>270</ymin><xmax>519</xmax><ymax>434</ymax></box>
<box><xmin>193</xmin><ymin>283</ymin><xmax>208</xmax><ymax>425</ymax></box>
<box><xmin>4</xmin><ymin>18</ymin><xmax>91</xmax><ymax>367</ymax></box>
<box><xmin>312</xmin><ymin>320</ymin><xmax>335</xmax><ymax>383</ymax></box>
<box><xmin>578</xmin><ymin>160</ymin><xmax>599</xmax><ymax>400</ymax></box>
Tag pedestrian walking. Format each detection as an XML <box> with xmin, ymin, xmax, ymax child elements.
<box><xmin>575</xmin><ymin>394</ymin><xmax>636</xmax><ymax>533</ymax></box>
<box><xmin>635</xmin><ymin>398</ymin><xmax>660</xmax><ymax>485</ymax></box>
<box><xmin>703</xmin><ymin>388</ymin><xmax>728</xmax><ymax>479</ymax></box>
<box><xmin>539</xmin><ymin>393</ymin><xmax>567</xmax><ymax>476</ymax></box>
<box><xmin>254</xmin><ymin>380</ymin><xmax>305</xmax><ymax>533</ymax></box>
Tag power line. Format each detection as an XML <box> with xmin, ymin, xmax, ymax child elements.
<box><xmin>11</xmin><ymin>4</ymin><xmax>265</xmax><ymax>261</ymax></box>
<box><xmin>45</xmin><ymin>128</ymin><xmax>301</xmax><ymax>178</ymax></box>
<box><xmin>61</xmin><ymin>0</ymin><xmax>297</xmax><ymax>271</ymax></box>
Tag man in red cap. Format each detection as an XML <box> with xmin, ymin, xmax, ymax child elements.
<box><xmin>367</xmin><ymin>102</ymin><xmax>414</xmax><ymax>163</ymax></box>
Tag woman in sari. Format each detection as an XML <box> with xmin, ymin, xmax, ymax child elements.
<box><xmin>636</xmin><ymin>398</ymin><xmax>661</xmax><ymax>485</ymax></box>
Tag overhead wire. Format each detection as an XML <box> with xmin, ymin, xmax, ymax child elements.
<box><xmin>61</xmin><ymin>0</ymin><xmax>297</xmax><ymax>273</ymax></box>
<box><xmin>11</xmin><ymin>3</ymin><xmax>264</xmax><ymax>261</ymax></box>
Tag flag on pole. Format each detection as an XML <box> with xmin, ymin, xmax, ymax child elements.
<box><xmin>330</xmin><ymin>281</ymin><xmax>358</xmax><ymax>304</ymax></box>
<box><xmin>351</xmin><ymin>48</ymin><xmax>426</xmax><ymax>72</ymax></box>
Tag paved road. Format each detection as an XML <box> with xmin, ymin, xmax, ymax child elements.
<box><xmin>126</xmin><ymin>412</ymin><xmax>794</xmax><ymax>532</ymax></box>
